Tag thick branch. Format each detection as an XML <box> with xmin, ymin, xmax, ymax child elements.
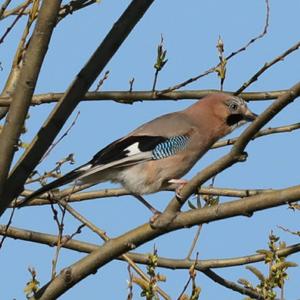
<box><xmin>32</xmin><ymin>182</ymin><xmax>300</xmax><ymax>299</ymax></box>
<box><xmin>1</xmin><ymin>225</ymin><xmax>299</xmax><ymax>270</ymax></box>
<box><xmin>0</xmin><ymin>0</ymin><xmax>62</xmax><ymax>209</ymax></box>
<box><xmin>0</xmin><ymin>0</ymin><xmax>155</xmax><ymax>217</ymax></box>
<box><xmin>0</xmin><ymin>89</ymin><xmax>290</xmax><ymax>106</ymax></box>
<box><xmin>153</xmin><ymin>81</ymin><xmax>300</xmax><ymax>227</ymax></box>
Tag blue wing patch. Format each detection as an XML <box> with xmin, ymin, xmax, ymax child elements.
<box><xmin>152</xmin><ymin>135</ymin><xmax>189</xmax><ymax>160</ymax></box>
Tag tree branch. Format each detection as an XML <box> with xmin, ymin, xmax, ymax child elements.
<box><xmin>201</xmin><ymin>269</ymin><xmax>263</xmax><ymax>300</ymax></box>
<box><xmin>0</xmin><ymin>89</ymin><xmax>290</xmax><ymax>106</ymax></box>
<box><xmin>1</xmin><ymin>225</ymin><xmax>299</xmax><ymax>270</ymax></box>
<box><xmin>14</xmin><ymin>185</ymin><xmax>272</xmax><ymax>207</ymax></box>
<box><xmin>0</xmin><ymin>0</ymin><xmax>155</xmax><ymax>217</ymax></box>
<box><xmin>0</xmin><ymin>0</ymin><xmax>62</xmax><ymax>212</ymax></box>
<box><xmin>153</xmin><ymin>81</ymin><xmax>300</xmax><ymax>228</ymax></box>
<box><xmin>31</xmin><ymin>181</ymin><xmax>300</xmax><ymax>299</ymax></box>
<box><xmin>212</xmin><ymin>122</ymin><xmax>300</xmax><ymax>149</ymax></box>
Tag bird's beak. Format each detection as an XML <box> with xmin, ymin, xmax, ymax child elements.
<box><xmin>243</xmin><ymin>108</ymin><xmax>257</xmax><ymax>121</ymax></box>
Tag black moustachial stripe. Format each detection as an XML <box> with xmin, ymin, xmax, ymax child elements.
<box><xmin>226</xmin><ymin>114</ymin><xmax>244</xmax><ymax>126</ymax></box>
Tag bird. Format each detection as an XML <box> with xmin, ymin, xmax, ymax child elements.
<box><xmin>19</xmin><ymin>93</ymin><xmax>257</xmax><ymax>210</ymax></box>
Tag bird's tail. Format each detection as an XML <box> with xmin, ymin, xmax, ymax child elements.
<box><xmin>18</xmin><ymin>166</ymin><xmax>86</xmax><ymax>208</ymax></box>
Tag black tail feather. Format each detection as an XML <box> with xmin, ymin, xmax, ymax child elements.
<box><xmin>18</xmin><ymin>168</ymin><xmax>84</xmax><ymax>208</ymax></box>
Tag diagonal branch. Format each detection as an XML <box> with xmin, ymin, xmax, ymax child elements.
<box><xmin>201</xmin><ymin>269</ymin><xmax>263</xmax><ymax>299</ymax></box>
<box><xmin>0</xmin><ymin>0</ymin><xmax>62</xmax><ymax>211</ymax></box>
<box><xmin>31</xmin><ymin>181</ymin><xmax>300</xmax><ymax>299</ymax></box>
<box><xmin>153</xmin><ymin>81</ymin><xmax>300</xmax><ymax>228</ymax></box>
<box><xmin>0</xmin><ymin>0</ymin><xmax>155</xmax><ymax>217</ymax></box>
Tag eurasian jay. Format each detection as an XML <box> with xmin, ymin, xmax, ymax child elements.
<box><xmin>19</xmin><ymin>93</ymin><xmax>256</xmax><ymax>209</ymax></box>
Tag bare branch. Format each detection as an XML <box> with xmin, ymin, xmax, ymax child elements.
<box><xmin>226</xmin><ymin>0</ymin><xmax>270</xmax><ymax>61</ymax></box>
<box><xmin>1</xmin><ymin>225</ymin><xmax>300</xmax><ymax>270</ymax></box>
<box><xmin>0</xmin><ymin>0</ymin><xmax>31</xmax><ymax>19</ymax></box>
<box><xmin>0</xmin><ymin>0</ymin><xmax>13</xmax><ymax>19</ymax></box>
<box><xmin>158</xmin><ymin>0</ymin><xmax>270</xmax><ymax>94</ymax></box>
<box><xmin>57</xmin><ymin>198</ymin><xmax>170</xmax><ymax>300</ymax></box>
<box><xmin>202</xmin><ymin>269</ymin><xmax>263</xmax><ymax>299</ymax></box>
<box><xmin>16</xmin><ymin>185</ymin><xmax>274</xmax><ymax>207</ymax></box>
<box><xmin>0</xmin><ymin>1</ymin><xmax>30</xmax><ymax>45</ymax></box>
<box><xmin>58</xmin><ymin>0</ymin><xmax>98</xmax><ymax>21</ymax></box>
<box><xmin>0</xmin><ymin>0</ymin><xmax>155</xmax><ymax>217</ymax></box>
<box><xmin>0</xmin><ymin>0</ymin><xmax>62</xmax><ymax>213</ymax></box>
<box><xmin>0</xmin><ymin>89</ymin><xmax>291</xmax><ymax>106</ymax></box>
<box><xmin>235</xmin><ymin>38</ymin><xmax>300</xmax><ymax>95</ymax></box>
<box><xmin>212</xmin><ymin>122</ymin><xmax>300</xmax><ymax>149</ymax></box>
<box><xmin>30</xmin><ymin>180</ymin><xmax>300</xmax><ymax>299</ymax></box>
<box><xmin>153</xmin><ymin>82</ymin><xmax>300</xmax><ymax>228</ymax></box>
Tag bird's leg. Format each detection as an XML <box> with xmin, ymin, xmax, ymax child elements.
<box><xmin>133</xmin><ymin>194</ymin><xmax>161</xmax><ymax>215</ymax></box>
<box><xmin>168</xmin><ymin>178</ymin><xmax>188</xmax><ymax>199</ymax></box>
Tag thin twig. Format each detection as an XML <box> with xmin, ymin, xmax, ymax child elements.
<box><xmin>159</xmin><ymin>0</ymin><xmax>270</xmax><ymax>95</ymax></box>
<box><xmin>186</xmin><ymin>225</ymin><xmax>203</xmax><ymax>260</ymax></box>
<box><xmin>226</xmin><ymin>0</ymin><xmax>270</xmax><ymax>61</ymax></box>
<box><xmin>94</xmin><ymin>70</ymin><xmax>109</xmax><ymax>92</ymax></box>
<box><xmin>129</xmin><ymin>78</ymin><xmax>135</xmax><ymax>92</ymax></box>
<box><xmin>177</xmin><ymin>253</ymin><xmax>199</xmax><ymax>300</ymax></box>
<box><xmin>277</xmin><ymin>225</ymin><xmax>300</xmax><ymax>237</ymax></box>
<box><xmin>57</xmin><ymin>198</ymin><xmax>170</xmax><ymax>300</ymax></box>
<box><xmin>41</xmin><ymin>111</ymin><xmax>80</xmax><ymax>161</ymax></box>
<box><xmin>202</xmin><ymin>269</ymin><xmax>263</xmax><ymax>299</ymax></box>
<box><xmin>58</xmin><ymin>0</ymin><xmax>98</xmax><ymax>21</ymax></box>
<box><xmin>0</xmin><ymin>204</ymin><xmax>16</xmax><ymax>249</ymax></box>
<box><xmin>235</xmin><ymin>38</ymin><xmax>300</xmax><ymax>95</ymax></box>
<box><xmin>212</xmin><ymin>122</ymin><xmax>300</xmax><ymax>149</ymax></box>
<box><xmin>0</xmin><ymin>0</ymin><xmax>31</xmax><ymax>19</ymax></box>
<box><xmin>0</xmin><ymin>0</ymin><xmax>12</xmax><ymax>19</ymax></box>
<box><xmin>0</xmin><ymin>1</ymin><xmax>30</xmax><ymax>44</ymax></box>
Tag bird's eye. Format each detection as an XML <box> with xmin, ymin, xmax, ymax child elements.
<box><xmin>229</xmin><ymin>103</ymin><xmax>238</xmax><ymax>112</ymax></box>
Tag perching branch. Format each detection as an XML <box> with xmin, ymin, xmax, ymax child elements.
<box><xmin>30</xmin><ymin>180</ymin><xmax>300</xmax><ymax>299</ymax></box>
<box><xmin>153</xmin><ymin>81</ymin><xmax>300</xmax><ymax>228</ymax></box>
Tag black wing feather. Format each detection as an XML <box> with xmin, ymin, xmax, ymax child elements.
<box><xmin>90</xmin><ymin>135</ymin><xmax>167</xmax><ymax>165</ymax></box>
<box><xmin>19</xmin><ymin>135</ymin><xmax>169</xmax><ymax>207</ymax></box>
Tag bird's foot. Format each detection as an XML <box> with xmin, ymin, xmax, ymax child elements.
<box><xmin>168</xmin><ymin>178</ymin><xmax>188</xmax><ymax>199</ymax></box>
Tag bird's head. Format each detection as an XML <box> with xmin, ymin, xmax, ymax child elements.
<box><xmin>184</xmin><ymin>93</ymin><xmax>257</xmax><ymax>136</ymax></box>
<box><xmin>207</xmin><ymin>93</ymin><xmax>257</xmax><ymax>131</ymax></box>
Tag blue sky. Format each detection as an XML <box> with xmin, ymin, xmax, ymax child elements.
<box><xmin>1</xmin><ymin>1</ymin><xmax>300</xmax><ymax>299</ymax></box>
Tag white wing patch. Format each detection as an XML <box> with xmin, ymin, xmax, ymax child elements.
<box><xmin>77</xmin><ymin>152</ymin><xmax>152</xmax><ymax>181</ymax></box>
<box><xmin>125</xmin><ymin>142</ymin><xmax>141</xmax><ymax>155</ymax></box>
<box><xmin>77</xmin><ymin>163</ymin><xmax>92</xmax><ymax>171</ymax></box>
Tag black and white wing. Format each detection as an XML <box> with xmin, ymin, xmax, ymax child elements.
<box><xmin>19</xmin><ymin>134</ymin><xmax>190</xmax><ymax>206</ymax></box>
